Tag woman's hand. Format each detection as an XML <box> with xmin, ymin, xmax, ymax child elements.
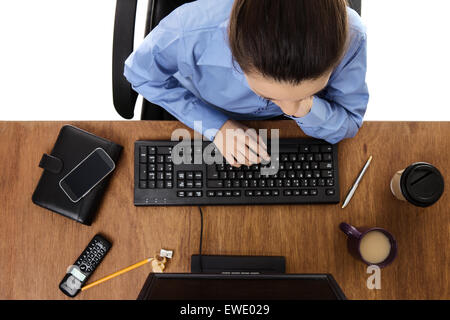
<box><xmin>213</xmin><ymin>120</ymin><xmax>271</xmax><ymax>167</ymax></box>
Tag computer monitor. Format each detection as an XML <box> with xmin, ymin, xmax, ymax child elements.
<box><xmin>137</xmin><ymin>273</ymin><xmax>347</xmax><ymax>300</ymax></box>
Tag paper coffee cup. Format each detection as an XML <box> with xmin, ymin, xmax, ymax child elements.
<box><xmin>390</xmin><ymin>163</ymin><xmax>444</xmax><ymax>207</ymax></box>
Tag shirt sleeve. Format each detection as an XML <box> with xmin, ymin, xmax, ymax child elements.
<box><xmin>123</xmin><ymin>9</ymin><xmax>229</xmax><ymax>141</ymax></box>
<box><xmin>288</xmin><ymin>32</ymin><xmax>369</xmax><ymax>144</ymax></box>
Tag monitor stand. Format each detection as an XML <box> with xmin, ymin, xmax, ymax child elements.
<box><xmin>191</xmin><ymin>255</ymin><xmax>285</xmax><ymax>274</ymax></box>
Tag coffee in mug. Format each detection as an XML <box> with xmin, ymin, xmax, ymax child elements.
<box><xmin>359</xmin><ymin>231</ymin><xmax>392</xmax><ymax>265</ymax></box>
<box><xmin>390</xmin><ymin>162</ymin><xmax>444</xmax><ymax>207</ymax></box>
<box><xmin>339</xmin><ymin>222</ymin><xmax>397</xmax><ymax>268</ymax></box>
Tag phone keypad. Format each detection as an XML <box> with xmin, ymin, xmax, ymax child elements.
<box><xmin>75</xmin><ymin>236</ymin><xmax>110</xmax><ymax>274</ymax></box>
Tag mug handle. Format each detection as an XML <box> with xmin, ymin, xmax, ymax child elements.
<box><xmin>339</xmin><ymin>222</ymin><xmax>362</xmax><ymax>239</ymax></box>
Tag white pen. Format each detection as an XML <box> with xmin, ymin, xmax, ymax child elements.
<box><xmin>342</xmin><ymin>155</ymin><xmax>373</xmax><ymax>209</ymax></box>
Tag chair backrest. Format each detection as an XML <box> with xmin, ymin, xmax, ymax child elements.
<box><xmin>112</xmin><ymin>0</ymin><xmax>362</xmax><ymax>120</ymax></box>
<box><xmin>348</xmin><ymin>0</ymin><xmax>361</xmax><ymax>16</ymax></box>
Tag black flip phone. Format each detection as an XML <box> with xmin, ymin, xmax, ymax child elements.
<box><xmin>59</xmin><ymin>148</ymin><xmax>115</xmax><ymax>202</ymax></box>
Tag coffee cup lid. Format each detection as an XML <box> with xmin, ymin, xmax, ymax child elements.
<box><xmin>400</xmin><ymin>163</ymin><xmax>445</xmax><ymax>207</ymax></box>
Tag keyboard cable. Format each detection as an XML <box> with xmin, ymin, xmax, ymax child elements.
<box><xmin>198</xmin><ymin>206</ymin><xmax>204</xmax><ymax>273</ymax></box>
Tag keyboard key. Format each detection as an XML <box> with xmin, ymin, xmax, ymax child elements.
<box><xmin>319</xmin><ymin>162</ymin><xmax>333</xmax><ymax>170</ymax></box>
<box><xmin>284</xmin><ymin>190</ymin><xmax>292</xmax><ymax>196</ymax></box>
<box><xmin>310</xmin><ymin>145</ymin><xmax>320</xmax><ymax>153</ymax></box>
<box><xmin>272</xmin><ymin>190</ymin><xmax>280</xmax><ymax>196</ymax></box>
<box><xmin>139</xmin><ymin>164</ymin><xmax>147</xmax><ymax>180</ymax></box>
<box><xmin>156</xmin><ymin>181</ymin><xmax>164</xmax><ymax>189</ymax></box>
<box><xmin>186</xmin><ymin>191</ymin><xmax>194</xmax><ymax>197</ymax></box>
<box><xmin>326</xmin><ymin>189</ymin><xmax>335</xmax><ymax>196</ymax></box>
<box><xmin>207</xmin><ymin>166</ymin><xmax>219</xmax><ymax>179</ymax></box>
<box><xmin>195</xmin><ymin>181</ymin><xmax>202</xmax><ymax>188</ymax></box>
<box><xmin>310</xmin><ymin>189</ymin><xmax>318</xmax><ymax>196</ymax></box>
<box><xmin>148</xmin><ymin>147</ymin><xmax>156</xmax><ymax>155</ymax></box>
<box><xmin>245</xmin><ymin>191</ymin><xmax>254</xmax><ymax>196</ymax></box>
<box><xmin>139</xmin><ymin>181</ymin><xmax>147</xmax><ymax>189</ymax></box>
<box><xmin>186</xmin><ymin>181</ymin><xmax>194</xmax><ymax>188</ymax></box>
<box><xmin>280</xmin><ymin>145</ymin><xmax>298</xmax><ymax>153</ymax></box>
<box><xmin>299</xmin><ymin>146</ymin><xmax>309</xmax><ymax>153</ymax></box>
<box><xmin>321</xmin><ymin>145</ymin><xmax>333</xmax><ymax>153</ymax></box>
<box><xmin>157</xmin><ymin>147</ymin><xmax>172</xmax><ymax>155</ymax></box>
<box><xmin>208</xmin><ymin>180</ymin><xmax>224</xmax><ymax>188</ymax></box>
<box><xmin>233</xmin><ymin>191</ymin><xmax>241</xmax><ymax>197</ymax></box>
<box><xmin>165</xmin><ymin>181</ymin><xmax>173</xmax><ymax>188</ymax></box>
<box><xmin>194</xmin><ymin>172</ymin><xmax>202</xmax><ymax>179</ymax></box>
<box><xmin>207</xmin><ymin>191</ymin><xmax>215</xmax><ymax>197</ymax></box>
<box><xmin>139</xmin><ymin>147</ymin><xmax>147</xmax><ymax>163</ymax></box>
<box><xmin>225</xmin><ymin>191</ymin><xmax>232</xmax><ymax>197</ymax></box>
<box><xmin>323</xmin><ymin>153</ymin><xmax>332</xmax><ymax>161</ymax></box>
<box><xmin>177</xmin><ymin>191</ymin><xmax>185</xmax><ymax>197</ymax></box>
<box><xmin>195</xmin><ymin>191</ymin><xmax>202</xmax><ymax>197</ymax></box>
<box><xmin>321</xmin><ymin>170</ymin><xmax>333</xmax><ymax>178</ymax></box>
<box><xmin>177</xmin><ymin>172</ymin><xmax>185</xmax><ymax>180</ymax></box>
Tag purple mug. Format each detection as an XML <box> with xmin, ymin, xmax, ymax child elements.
<box><xmin>339</xmin><ymin>222</ymin><xmax>398</xmax><ymax>268</ymax></box>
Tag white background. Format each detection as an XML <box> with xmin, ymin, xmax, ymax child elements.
<box><xmin>0</xmin><ymin>0</ymin><xmax>449</xmax><ymax>121</ymax></box>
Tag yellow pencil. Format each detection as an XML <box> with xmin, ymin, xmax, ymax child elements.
<box><xmin>81</xmin><ymin>258</ymin><xmax>152</xmax><ymax>292</ymax></box>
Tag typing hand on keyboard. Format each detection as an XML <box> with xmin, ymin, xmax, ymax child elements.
<box><xmin>213</xmin><ymin>120</ymin><xmax>271</xmax><ymax>167</ymax></box>
<box><xmin>135</xmin><ymin>138</ymin><xmax>339</xmax><ymax>206</ymax></box>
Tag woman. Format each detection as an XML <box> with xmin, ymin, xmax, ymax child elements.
<box><xmin>124</xmin><ymin>0</ymin><xmax>368</xmax><ymax>166</ymax></box>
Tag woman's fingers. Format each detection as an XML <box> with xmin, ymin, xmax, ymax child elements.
<box><xmin>245</xmin><ymin>133</ymin><xmax>270</xmax><ymax>162</ymax></box>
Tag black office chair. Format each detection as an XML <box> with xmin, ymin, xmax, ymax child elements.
<box><xmin>112</xmin><ymin>0</ymin><xmax>362</xmax><ymax>120</ymax></box>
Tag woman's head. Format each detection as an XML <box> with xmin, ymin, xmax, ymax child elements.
<box><xmin>228</xmin><ymin>0</ymin><xmax>348</xmax><ymax>111</ymax></box>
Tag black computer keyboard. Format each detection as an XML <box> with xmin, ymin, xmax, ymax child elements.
<box><xmin>134</xmin><ymin>139</ymin><xmax>339</xmax><ymax>206</ymax></box>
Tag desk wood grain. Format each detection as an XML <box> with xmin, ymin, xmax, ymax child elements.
<box><xmin>0</xmin><ymin>121</ymin><xmax>448</xmax><ymax>300</ymax></box>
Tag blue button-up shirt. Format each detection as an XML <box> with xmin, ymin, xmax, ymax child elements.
<box><xmin>124</xmin><ymin>0</ymin><xmax>368</xmax><ymax>144</ymax></box>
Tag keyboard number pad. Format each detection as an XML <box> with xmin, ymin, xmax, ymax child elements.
<box><xmin>139</xmin><ymin>146</ymin><xmax>173</xmax><ymax>189</ymax></box>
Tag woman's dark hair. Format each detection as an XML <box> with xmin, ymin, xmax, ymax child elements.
<box><xmin>228</xmin><ymin>0</ymin><xmax>348</xmax><ymax>85</ymax></box>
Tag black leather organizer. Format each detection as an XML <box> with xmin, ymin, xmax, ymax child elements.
<box><xmin>32</xmin><ymin>125</ymin><xmax>123</xmax><ymax>225</ymax></box>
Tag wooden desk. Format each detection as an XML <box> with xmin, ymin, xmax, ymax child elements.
<box><xmin>0</xmin><ymin>121</ymin><xmax>448</xmax><ymax>300</ymax></box>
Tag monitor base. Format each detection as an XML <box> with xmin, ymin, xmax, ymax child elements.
<box><xmin>191</xmin><ymin>255</ymin><xmax>285</xmax><ymax>274</ymax></box>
